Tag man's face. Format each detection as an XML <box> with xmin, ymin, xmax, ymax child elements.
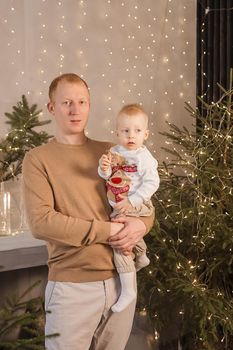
<box><xmin>48</xmin><ymin>81</ymin><xmax>90</xmax><ymax>137</ymax></box>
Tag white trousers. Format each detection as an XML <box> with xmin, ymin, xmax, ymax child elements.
<box><xmin>45</xmin><ymin>276</ymin><xmax>136</xmax><ymax>350</ymax></box>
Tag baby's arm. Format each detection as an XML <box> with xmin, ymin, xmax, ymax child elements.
<box><xmin>100</xmin><ymin>153</ymin><xmax>112</xmax><ymax>172</ymax></box>
<box><xmin>98</xmin><ymin>153</ymin><xmax>112</xmax><ymax>179</ymax></box>
<box><xmin>129</xmin><ymin>159</ymin><xmax>159</xmax><ymax>208</ymax></box>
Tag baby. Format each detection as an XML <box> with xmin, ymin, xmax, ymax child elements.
<box><xmin>98</xmin><ymin>103</ymin><xmax>160</xmax><ymax>312</ymax></box>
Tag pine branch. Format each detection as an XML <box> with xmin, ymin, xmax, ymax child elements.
<box><xmin>0</xmin><ymin>281</ymin><xmax>59</xmax><ymax>349</ymax></box>
<box><xmin>0</xmin><ymin>95</ymin><xmax>52</xmax><ymax>181</ymax></box>
<box><xmin>138</xmin><ymin>71</ymin><xmax>233</xmax><ymax>349</ymax></box>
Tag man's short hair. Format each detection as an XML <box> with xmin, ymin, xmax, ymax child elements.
<box><xmin>49</xmin><ymin>73</ymin><xmax>89</xmax><ymax>101</ymax></box>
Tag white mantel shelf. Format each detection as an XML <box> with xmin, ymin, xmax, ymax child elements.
<box><xmin>0</xmin><ymin>231</ymin><xmax>47</xmax><ymax>272</ymax></box>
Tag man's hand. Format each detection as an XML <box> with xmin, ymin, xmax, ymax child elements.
<box><xmin>110</xmin><ymin>222</ymin><xmax>133</xmax><ymax>256</ymax></box>
<box><xmin>109</xmin><ymin>216</ymin><xmax>146</xmax><ymax>251</ymax></box>
<box><xmin>110</xmin><ymin>222</ymin><xmax>124</xmax><ymax>236</ymax></box>
<box><xmin>114</xmin><ymin>196</ymin><xmax>134</xmax><ymax>215</ymax></box>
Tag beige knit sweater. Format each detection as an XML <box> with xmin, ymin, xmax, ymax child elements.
<box><xmin>22</xmin><ymin>138</ymin><xmax>153</xmax><ymax>283</ymax></box>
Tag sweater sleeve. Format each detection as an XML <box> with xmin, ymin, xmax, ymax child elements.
<box><xmin>22</xmin><ymin>152</ymin><xmax>110</xmax><ymax>247</ymax></box>
<box><xmin>139</xmin><ymin>208</ymin><xmax>155</xmax><ymax>233</ymax></box>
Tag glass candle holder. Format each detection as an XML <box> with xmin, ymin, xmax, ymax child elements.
<box><xmin>0</xmin><ymin>182</ymin><xmax>11</xmax><ymax>236</ymax></box>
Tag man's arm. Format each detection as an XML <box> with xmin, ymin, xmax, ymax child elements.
<box><xmin>109</xmin><ymin>211</ymin><xmax>155</xmax><ymax>251</ymax></box>
<box><xmin>23</xmin><ymin>151</ymin><xmax>114</xmax><ymax>247</ymax></box>
<box><xmin>137</xmin><ymin>210</ymin><xmax>155</xmax><ymax>233</ymax></box>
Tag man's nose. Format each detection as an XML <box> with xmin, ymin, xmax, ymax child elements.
<box><xmin>70</xmin><ymin>103</ymin><xmax>80</xmax><ymax>114</ymax></box>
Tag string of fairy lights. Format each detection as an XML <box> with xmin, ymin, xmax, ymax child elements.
<box><xmin>137</xmin><ymin>3</ymin><xmax>233</xmax><ymax>330</ymax></box>
<box><xmin>1</xmin><ymin>1</ymin><xmax>233</xmax><ymax>344</ymax></box>
<box><xmin>0</xmin><ymin>0</ymin><xmax>196</xmax><ymax>160</ymax></box>
<box><xmin>142</xmin><ymin>82</ymin><xmax>233</xmax><ymax>343</ymax></box>
<box><xmin>157</xmin><ymin>94</ymin><xmax>233</xmax><ymax>223</ymax></box>
<box><xmin>197</xmin><ymin>1</ymin><xmax>233</xmax><ymax>99</ymax></box>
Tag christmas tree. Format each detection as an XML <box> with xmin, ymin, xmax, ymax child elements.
<box><xmin>138</xmin><ymin>71</ymin><xmax>233</xmax><ymax>350</ymax></box>
<box><xmin>0</xmin><ymin>281</ymin><xmax>57</xmax><ymax>349</ymax></box>
<box><xmin>0</xmin><ymin>95</ymin><xmax>51</xmax><ymax>182</ymax></box>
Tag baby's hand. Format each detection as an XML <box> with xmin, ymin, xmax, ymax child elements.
<box><xmin>99</xmin><ymin>153</ymin><xmax>112</xmax><ymax>172</ymax></box>
<box><xmin>114</xmin><ymin>196</ymin><xmax>134</xmax><ymax>215</ymax></box>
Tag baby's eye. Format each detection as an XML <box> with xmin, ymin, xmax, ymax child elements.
<box><xmin>136</xmin><ymin>129</ymin><xmax>141</xmax><ymax>133</ymax></box>
<box><xmin>124</xmin><ymin>129</ymin><xmax>129</xmax><ymax>133</ymax></box>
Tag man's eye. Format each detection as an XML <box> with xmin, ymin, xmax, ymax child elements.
<box><xmin>64</xmin><ymin>101</ymin><xmax>71</xmax><ymax>105</ymax></box>
<box><xmin>80</xmin><ymin>100</ymin><xmax>86</xmax><ymax>105</ymax></box>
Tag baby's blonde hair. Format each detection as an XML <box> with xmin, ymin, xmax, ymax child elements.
<box><xmin>117</xmin><ymin>103</ymin><xmax>148</xmax><ymax>126</ymax></box>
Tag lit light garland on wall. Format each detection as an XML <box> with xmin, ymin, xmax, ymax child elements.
<box><xmin>0</xmin><ymin>0</ymin><xmax>196</xmax><ymax>160</ymax></box>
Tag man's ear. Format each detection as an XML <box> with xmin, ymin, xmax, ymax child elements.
<box><xmin>144</xmin><ymin>129</ymin><xmax>149</xmax><ymax>140</ymax></box>
<box><xmin>47</xmin><ymin>101</ymin><xmax>54</xmax><ymax>114</ymax></box>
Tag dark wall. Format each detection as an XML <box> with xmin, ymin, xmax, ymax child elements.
<box><xmin>197</xmin><ymin>0</ymin><xmax>233</xmax><ymax>103</ymax></box>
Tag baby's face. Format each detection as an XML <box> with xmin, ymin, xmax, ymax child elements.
<box><xmin>116</xmin><ymin>113</ymin><xmax>149</xmax><ymax>150</ymax></box>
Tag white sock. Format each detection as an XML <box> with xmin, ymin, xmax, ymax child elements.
<box><xmin>135</xmin><ymin>254</ymin><xmax>150</xmax><ymax>272</ymax></box>
<box><xmin>111</xmin><ymin>272</ymin><xmax>136</xmax><ymax>313</ymax></box>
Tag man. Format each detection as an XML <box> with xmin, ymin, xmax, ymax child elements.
<box><xmin>22</xmin><ymin>73</ymin><xmax>154</xmax><ymax>350</ymax></box>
